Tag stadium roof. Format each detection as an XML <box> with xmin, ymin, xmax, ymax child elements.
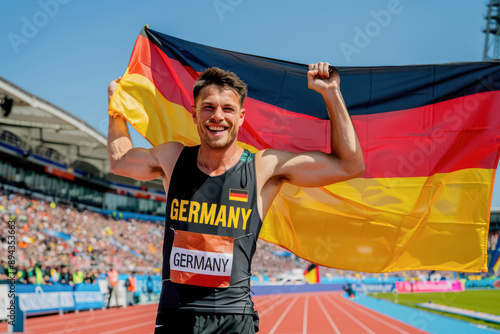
<box><xmin>0</xmin><ymin>75</ymin><xmax>109</xmax><ymax>175</ymax></box>
<box><xmin>490</xmin><ymin>208</ymin><xmax>500</xmax><ymax>230</ymax></box>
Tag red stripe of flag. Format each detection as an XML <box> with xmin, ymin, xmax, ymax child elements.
<box><xmin>229</xmin><ymin>192</ymin><xmax>248</xmax><ymax>198</ymax></box>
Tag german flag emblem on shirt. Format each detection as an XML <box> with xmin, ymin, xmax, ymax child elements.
<box><xmin>229</xmin><ymin>189</ymin><xmax>248</xmax><ymax>202</ymax></box>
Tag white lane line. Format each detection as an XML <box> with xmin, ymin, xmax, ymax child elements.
<box><xmin>49</xmin><ymin>313</ymin><xmax>150</xmax><ymax>334</ymax></box>
<box><xmin>254</xmin><ymin>296</ymin><xmax>279</xmax><ymax>309</ymax></box>
<box><xmin>303</xmin><ymin>295</ymin><xmax>309</xmax><ymax>334</ymax></box>
<box><xmin>269</xmin><ymin>296</ymin><xmax>300</xmax><ymax>334</ymax></box>
<box><xmin>259</xmin><ymin>295</ymin><xmax>291</xmax><ymax>317</ymax></box>
<box><xmin>325</xmin><ymin>296</ymin><xmax>376</xmax><ymax>334</ymax></box>
<box><xmin>315</xmin><ymin>295</ymin><xmax>341</xmax><ymax>334</ymax></box>
<box><xmin>334</xmin><ymin>295</ymin><xmax>411</xmax><ymax>334</ymax></box>
<box><xmin>28</xmin><ymin>309</ymin><xmax>130</xmax><ymax>330</ymax></box>
<box><xmin>99</xmin><ymin>321</ymin><xmax>153</xmax><ymax>334</ymax></box>
<box><xmin>28</xmin><ymin>306</ymin><xmax>155</xmax><ymax>330</ymax></box>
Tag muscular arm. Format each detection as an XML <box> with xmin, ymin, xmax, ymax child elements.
<box><xmin>258</xmin><ymin>62</ymin><xmax>364</xmax><ymax>189</ymax></box>
<box><xmin>107</xmin><ymin>78</ymin><xmax>183</xmax><ymax>181</ymax></box>
<box><xmin>107</xmin><ymin>115</ymin><xmax>164</xmax><ymax>180</ymax></box>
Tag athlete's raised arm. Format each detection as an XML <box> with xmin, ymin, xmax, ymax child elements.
<box><xmin>257</xmin><ymin>62</ymin><xmax>365</xmax><ymax>189</ymax></box>
<box><xmin>107</xmin><ymin>78</ymin><xmax>183</xmax><ymax>181</ymax></box>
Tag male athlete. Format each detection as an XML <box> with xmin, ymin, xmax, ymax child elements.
<box><xmin>107</xmin><ymin>62</ymin><xmax>364</xmax><ymax>333</ymax></box>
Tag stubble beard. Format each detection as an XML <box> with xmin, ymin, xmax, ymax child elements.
<box><xmin>199</xmin><ymin>124</ymin><xmax>238</xmax><ymax>151</ymax></box>
<box><xmin>203</xmin><ymin>134</ymin><xmax>236</xmax><ymax>151</ymax></box>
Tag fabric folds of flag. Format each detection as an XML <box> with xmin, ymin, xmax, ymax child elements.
<box><xmin>304</xmin><ymin>264</ymin><xmax>321</xmax><ymax>284</ymax></box>
<box><xmin>109</xmin><ymin>26</ymin><xmax>500</xmax><ymax>273</ymax></box>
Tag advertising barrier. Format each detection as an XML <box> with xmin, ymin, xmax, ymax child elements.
<box><xmin>0</xmin><ymin>283</ymin><xmax>105</xmax><ymax>317</ymax></box>
<box><xmin>73</xmin><ymin>283</ymin><xmax>105</xmax><ymax>310</ymax></box>
<box><xmin>17</xmin><ymin>283</ymin><xmax>75</xmax><ymax>314</ymax></box>
<box><xmin>0</xmin><ymin>284</ymin><xmax>9</xmax><ymax>321</ymax></box>
<box><xmin>395</xmin><ymin>280</ymin><xmax>464</xmax><ymax>293</ymax></box>
<box><xmin>135</xmin><ymin>275</ymin><xmax>162</xmax><ymax>302</ymax></box>
<box><xmin>353</xmin><ymin>283</ymin><xmax>395</xmax><ymax>293</ymax></box>
<box><xmin>464</xmin><ymin>279</ymin><xmax>496</xmax><ymax>289</ymax></box>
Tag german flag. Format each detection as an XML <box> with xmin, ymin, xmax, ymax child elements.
<box><xmin>229</xmin><ymin>189</ymin><xmax>249</xmax><ymax>202</ymax></box>
<box><xmin>109</xmin><ymin>26</ymin><xmax>500</xmax><ymax>273</ymax></box>
<box><xmin>304</xmin><ymin>264</ymin><xmax>321</xmax><ymax>284</ymax></box>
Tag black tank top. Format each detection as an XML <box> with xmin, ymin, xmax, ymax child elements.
<box><xmin>158</xmin><ymin>146</ymin><xmax>262</xmax><ymax>314</ymax></box>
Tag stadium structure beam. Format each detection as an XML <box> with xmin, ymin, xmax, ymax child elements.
<box><xmin>0</xmin><ymin>117</ymin><xmax>75</xmax><ymax>130</ymax></box>
<box><xmin>77</xmin><ymin>148</ymin><xmax>107</xmax><ymax>162</ymax></box>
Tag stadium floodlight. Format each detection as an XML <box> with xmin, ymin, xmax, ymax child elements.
<box><xmin>483</xmin><ymin>0</ymin><xmax>500</xmax><ymax>59</ymax></box>
<box><xmin>1</xmin><ymin>96</ymin><xmax>13</xmax><ymax>117</ymax></box>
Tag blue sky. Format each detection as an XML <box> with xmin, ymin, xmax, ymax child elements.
<box><xmin>0</xmin><ymin>1</ymin><xmax>498</xmax><ymax>205</ymax></box>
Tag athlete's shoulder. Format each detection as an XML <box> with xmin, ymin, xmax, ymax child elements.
<box><xmin>154</xmin><ymin>141</ymin><xmax>186</xmax><ymax>150</ymax></box>
<box><xmin>254</xmin><ymin>149</ymin><xmax>282</xmax><ymax>178</ymax></box>
<box><xmin>255</xmin><ymin>148</ymin><xmax>282</xmax><ymax>165</ymax></box>
<box><xmin>152</xmin><ymin>141</ymin><xmax>185</xmax><ymax>157</ymax></box>
<box><xmin>152</xmin><ymin>142</ymin><xmax>186</xmax><ymax>176</ymax></box>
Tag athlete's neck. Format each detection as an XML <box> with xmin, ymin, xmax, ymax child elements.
<box><xmin>198</xmin><ymin>144</ymin><xmax>241</xmax><ymax>176</ymax></box>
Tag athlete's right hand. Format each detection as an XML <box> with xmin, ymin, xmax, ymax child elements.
<box><xmin>108</xmin><ymin>77</ymin><xmax>122</xmax><ymax>104</ymax></box>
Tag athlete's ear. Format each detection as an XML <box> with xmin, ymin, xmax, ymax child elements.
<box><xmin>192</xmin><ymin>105</ymin><xmax>197</xmax><ymax>123</ymax></box>
<box><xmin>239</xmin><ymin>108</ymin><xmax>245</xmax><ymax>126</ymax></box>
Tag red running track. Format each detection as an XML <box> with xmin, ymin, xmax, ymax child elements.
<box><xmin>254</xmin><ymin>291</ymin><xmax>428</xmax><ymax>334</ymax></box>
<box><xmin>0</xmin><ymin>291</ymin><xmax>428</xmax><ymax>333</ymax></box>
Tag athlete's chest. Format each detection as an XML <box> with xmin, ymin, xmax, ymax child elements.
<box><xmin>168</xmin><ymin>173</ymin><xmax>255</xmax><ymax>235</ymax></box>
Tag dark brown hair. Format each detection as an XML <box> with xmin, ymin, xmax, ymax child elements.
<box><xmin>193</xmin><ymin>67</ymin><xmax>247</xmax><ymax>107</ymax></box>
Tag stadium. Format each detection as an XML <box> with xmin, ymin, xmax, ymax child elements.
<box><xmin>0</xmin><ymin>65</ymin><xmax>500</xmax><ymax>333</ymax></box>
<box><xmin>2</xmin><ymin>2</ymin><xmax>500</xmax><ymax>333</ymax></box>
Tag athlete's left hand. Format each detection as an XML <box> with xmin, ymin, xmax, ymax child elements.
<box><xmin>307</xmin><ymin>62</ymin><xmax>340</xmax><ymax>95</ymax></box>
<box><xmin>108</xmin><ymin>77</ymin><xmax>122</xmax><ymax>104</ymax></box>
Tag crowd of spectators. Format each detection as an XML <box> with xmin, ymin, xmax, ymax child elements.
<box><xmin>252</xmin><ymin>239</ymin><xmax>309</xmax><ymax>278</ymax></box>
<box><xmin>489</xmin><ymin>230</ymin><xmax>499</xmax><ymax>251</ymax></box>
<box><xmin>1</xmin><ymin>189</ymin><xmax>499</xmax><ymax>286</ymax></box>
<box><xmin>0</xmin><ymin>259</ymin><xmax>97</xmax><ymax>285</ymax></box>
<box><xmin>0</xmin><ymin>190</ymin><xmax>163</xmax><ymax>284</ymax></box>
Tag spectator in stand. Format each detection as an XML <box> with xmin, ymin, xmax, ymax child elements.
<box><xmin>0</xmin><ymin>259</ymin><xmax>11</xmax><ymax>281</ymax></box>
<box><xmin>59</xmin><ymin>264</ymin><xmax>73</xmax><ymax>285</ymax></box>
<box><xmin>50</xmin><ymin>266</ymin><xmax>60</xmax><ymax>284</ymax></box>
<box><xmin>0</xmin><ymin>268</ymin><xmax>7</xmax><ymax>282</ymax></box>
<box><xmin>84</xmin><ymin>269</ymin><xmax>98</xmax><ymax>284</ymax></box>
<box><xmin>43</xmin><ymin>270</ymin><xmax>52</xmax><ymax>285</ymax></box>
<box><xmin>39</xmin><ymin>263</ymin><xmax>51</xmax><ymax>285</ymax></box>
<box><xmin>73</xmin><ymin>268</ymin><xmax>84</xmax><ymax>285</ymax></box>
<box><xmin>16</xmin><ymin>265</ymin><xmax>28</xmax><ymax>283</ymax></box>
<box><xmin>26</xmin><ymin>262</ymin><xmax>44</xmax><ymax>285</ymax></box>
<box><xmin>106</xmin><ymin>264</ymin><xmax>120</xmax><ymax>308</ymax></box>
<box><xmin>40</xmin><ymin>263</ymin><xmax>50</xmax><ymax>277</ymax></box>
<box><xmin>489</xmin><ymin>230</ymin><xmax>499</xmax><ymax>251</ymax></box>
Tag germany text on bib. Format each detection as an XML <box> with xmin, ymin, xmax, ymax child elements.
<box><xmin>169</xmin><ymin>229</ymin><xmax>234</xmax><ymax>288</ymax></box>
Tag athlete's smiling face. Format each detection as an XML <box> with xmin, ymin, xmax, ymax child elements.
<box><xmin>193</xmin><ymin>85</ymin><xmax>245</xmax><ymax>150</ymax></box>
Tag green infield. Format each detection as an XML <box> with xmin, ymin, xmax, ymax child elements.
<box><xmin>368</xmin><ymin>289</ymin><xmax>500</xmax><ymax>330</ymax></box>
